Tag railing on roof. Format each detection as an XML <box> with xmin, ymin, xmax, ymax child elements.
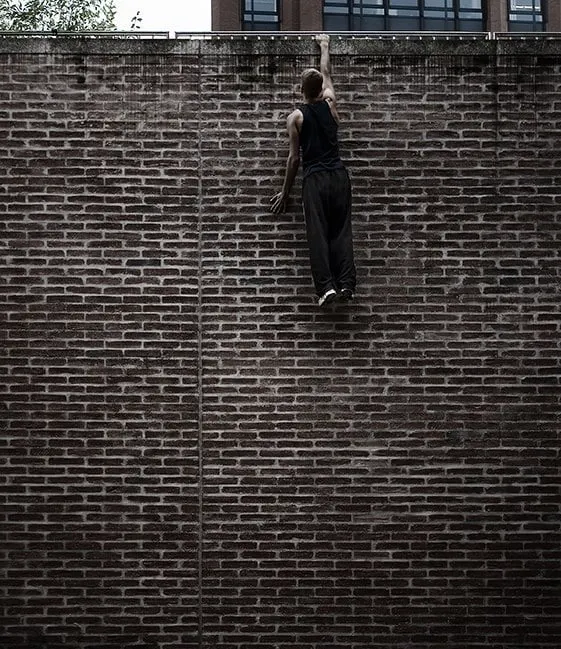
<box><xmin>177</xmin><ymin>30</ymin><xmax>490</xmax><ymax>39</ymax></box>
<box><xmin>0</xmin><ymin>30</ymin><xmax>561</xmax><ymax>40</ymax></box>
<box><xmin>493</xmin><ymin>31</ymin><xmax>561</xmax><ymax>39</ymax></box>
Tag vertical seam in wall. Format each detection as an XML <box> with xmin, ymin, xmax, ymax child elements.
<box><xmin>196</xmin><ymin>39</ymin><xmax>204</xmax><ymax>649</ymax></box>
<box><xmin>493</xmin><ymin>37</ymin><xmax>500</xmax><ymax>219</ymax></box>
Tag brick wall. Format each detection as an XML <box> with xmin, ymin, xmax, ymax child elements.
<box><xmin>1</xmin><ymin>35</ymin><xmax>560</xmax><ymax>649</ymax></box>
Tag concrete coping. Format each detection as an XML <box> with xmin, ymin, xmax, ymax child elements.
<box><xmin>1</xmin><ymin>32</ymin><xmax>561</xmax><ymax>56</ymax></box>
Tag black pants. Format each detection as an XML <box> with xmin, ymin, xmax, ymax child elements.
<box><xmin>302</xmin><ymin>167</ymin><xmax>356</xmax><ymax>297</ymax></box>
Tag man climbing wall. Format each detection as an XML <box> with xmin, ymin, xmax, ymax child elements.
<box><xmin>270</xmin><ymin>34</ymin><xmax>356</xmax><ymax>307</ymax></box>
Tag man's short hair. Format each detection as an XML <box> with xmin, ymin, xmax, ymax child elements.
<box><xmin>301</xmin><ymin>68</ymin><xmax>323</xmax><ymax>99</ymax></box>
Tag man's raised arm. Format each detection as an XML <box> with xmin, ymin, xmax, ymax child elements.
<box><xmin>316</xmin><ymin>34</ymin><xmax>337</xmax><ymax>103</ymax></box>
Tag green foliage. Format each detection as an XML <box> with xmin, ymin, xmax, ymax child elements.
<box><xmin>0</xmin><ymin>0</ymin><xmax>117</xmax><ymax>31</ymax></box>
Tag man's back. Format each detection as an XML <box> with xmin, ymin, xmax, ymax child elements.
<box><xmin>299</xmin><ymin>100</ymin><xmax>344</xmax><ymax>178</ymax></box>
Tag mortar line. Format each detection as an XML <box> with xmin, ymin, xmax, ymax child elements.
<box><xmin>196</xmin><ymin>39</ymin><xmax>204</xmax><ymax>649</ymax></box>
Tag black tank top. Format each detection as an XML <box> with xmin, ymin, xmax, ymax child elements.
<box><xmin>299</xmin><ymin>100</ymin><xmax>344</xmax><ymax>178</ymax></box>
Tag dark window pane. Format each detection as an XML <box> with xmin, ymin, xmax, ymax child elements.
<box><xmin>458</xmin><ymin>18</ymin><xmax>484</xmax><ymax>29</ymax></box>
<box><xmin>508</xmin><ymin>20</ymin><xmax>543</xmax><ymax>31</ymax></box>
<box><xmin>243</xmin><ymin>21</ymin><xmax>279</xmax><ymax>30</ymax></box>
<box><xmin>324</xmin><ymin>14</ymin><xmax>351</xmax><ymax>29</ymax></box>
<box><xmin>325</xmin><ymin>0</ymin><xmax>350</xmax><ymax>8</ymax></box>
<box><xmin>424</xmin><ymin>17</ymin><xmax>456</xmax><ymax>29</ymax></box>
<box><xmin>352</xmin><ymin>14</ymin><xmax>385</xmax><ymax>28</ymax></box>
<box><xmin>389</xmin><ymin>15</ymin><xmax>422</xmax><ymax>29</ymax></box>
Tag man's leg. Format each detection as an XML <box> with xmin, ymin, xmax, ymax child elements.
<box><xmin>329</xmin><ymin>168</ymin><xmax>356</xmax><ymax>293</ymax></box>
<box><xmin>302</xmin><ymin>172</ymin><xmax>334</xmax><ymax>297</ymax></box>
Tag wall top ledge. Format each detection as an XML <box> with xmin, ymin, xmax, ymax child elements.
<box><xmin>1</xmin><ymin>33</ymin><xmax>561</xmax><ymax>56</ymax></box>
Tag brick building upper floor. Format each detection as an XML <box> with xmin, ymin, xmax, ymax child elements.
<box><xmin>212</xmin><ymin>0</ymin><xmax>561</xmax><ymax>33</ymax></box>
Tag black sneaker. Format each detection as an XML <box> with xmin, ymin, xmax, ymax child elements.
<box><xmin>339</xmin><ymin>288</ymin><xmax>354</xmax><ymax>302</ymax></box>
<box><xmin>318</xmin><ymin>289</ymin><xmax>337</xmax><ymax>307</ymax></box>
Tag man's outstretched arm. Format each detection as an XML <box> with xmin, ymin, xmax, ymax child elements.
<box><xmin>317</xmin><ymin>34</ymin><xmax>340</xmax><ymax>122</ymax></box>
<box><xmin>270</xmin><ymin>110</ymin><xmax>301</xmax><ymax>214</ymax></box>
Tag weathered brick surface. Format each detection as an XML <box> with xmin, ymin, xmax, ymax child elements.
<box><xmin>1</xmin><ymin>35</ymin><xmax>560</xmax><ymax>649</ymax></box>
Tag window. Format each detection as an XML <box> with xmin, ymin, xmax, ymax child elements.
<box><xmin>242</xmin><ymin>0</ymin><xmax>279</xmax><ymax>30</ymax></box>
<box><xmin>508</xmin><ymin>0</ymin><xmax>545</xmax><ymax>31</ymax></box>
<box><xmin>324</xmin><ymin>0</ymin><xmax>353</xmax><ymax>30</ymax></box>
<box><xmin>424</xmin><ymin>0</ymin><xmax>485</xmax><ymax>31</ymax></box>
<box><xmin>323</xmin><ymin>0</ymin><xmax>484</xmax><ymax>31</ymax></box>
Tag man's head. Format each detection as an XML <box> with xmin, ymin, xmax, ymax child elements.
<box><xmin>301</xmin><ymin>68</ymin><xmax>323</xmax><ymax>101</ymax></box>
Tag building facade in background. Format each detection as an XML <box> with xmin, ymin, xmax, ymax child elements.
<box><xmin>212</xmin><ymin>0</ymin><xmax>561</xmax><ymax>33</ymax></box>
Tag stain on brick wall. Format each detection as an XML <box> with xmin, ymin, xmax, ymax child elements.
<box><xmin>0</xmin><ymin>35</ymin><xmax>560</xmax><ymax>649</ymax></box>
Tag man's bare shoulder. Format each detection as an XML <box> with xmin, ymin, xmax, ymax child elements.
<box><xmin>286</xmin><ymin>108</ymin><xmax>304</xmax><ymax>134</ymax></box>
<box><xmin>288</xmin><ymin>108</ymin><xmax>303</xmax><ymax>122</ymax></box>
